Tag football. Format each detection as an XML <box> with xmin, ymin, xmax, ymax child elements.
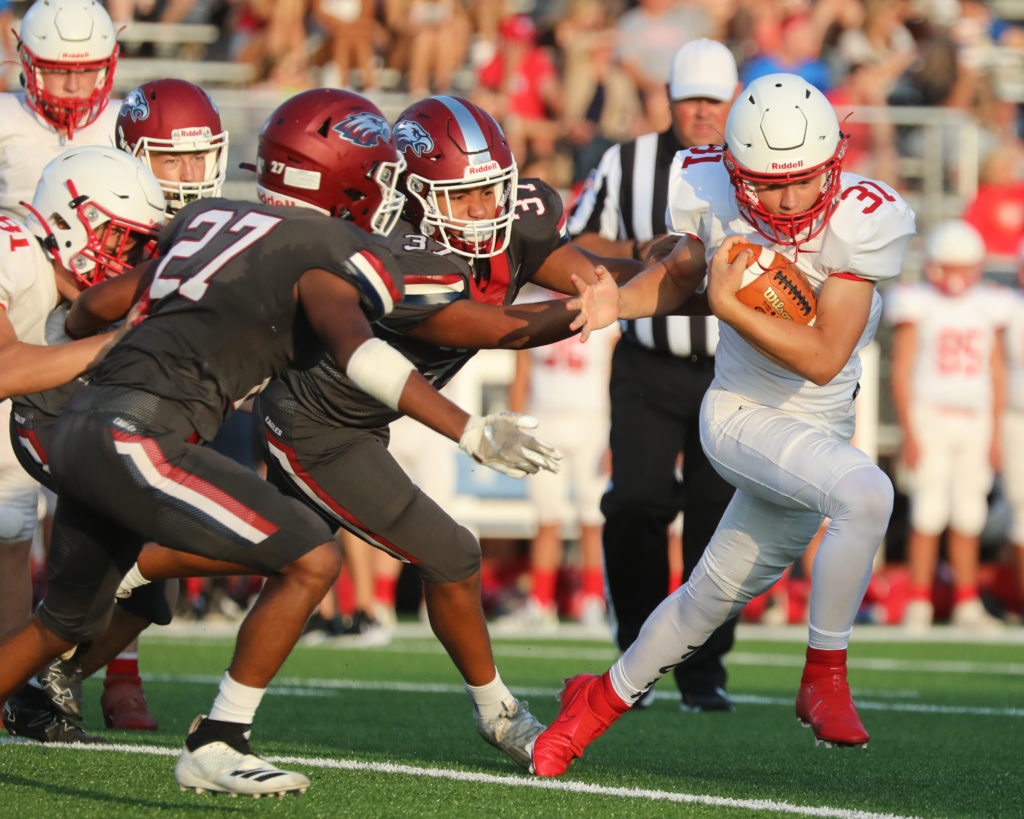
<box><xmin>728</xmin><ymin>241</ymin><xmax>816</xmax><ymax>325</ymax></box>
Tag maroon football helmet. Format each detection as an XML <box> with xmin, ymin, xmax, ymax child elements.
<box><xmin>255</xmin><ymin>88</ymin><xmax>405</xmax><ymax>235</ymax></box>
<box><xmin>116</xmin><ymin>79</ymin><xmax>228</xmax><ymax>213</ymax></box>
<box><xmin>392</xmin><ymin>95</ymin><xmax>518</xmax><ymax>258</ymax></box>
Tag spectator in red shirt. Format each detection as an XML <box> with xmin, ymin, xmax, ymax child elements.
<box><xmin>474</xmin><ymin>14</ymin><xmax>564</xmax><ymax>179</ymax></box>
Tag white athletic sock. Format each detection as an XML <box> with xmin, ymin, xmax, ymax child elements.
<box><xmin>465</xmin><ymin>669</ymin><xmax>512</xmax><ymax>721</ymax></box>
<box><xmin>208</xmin><ymin>671</ymin><xmax>266</xmax><ymax>725</ymax></box>
<box><xmin>807</xmin><ymin>623</ymin><xmax>852</xmax><ymax>651</ymax></box>
<box><xmin>116</xmin><ymin>563</ymin><xmax>150</xmax><ymax>598</ymax></box>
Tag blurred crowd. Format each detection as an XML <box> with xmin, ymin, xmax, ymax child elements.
<box><xmin>60</xmin><ymin>0</ymin><xmax>1024</xmax><ymax>200</ymax></box>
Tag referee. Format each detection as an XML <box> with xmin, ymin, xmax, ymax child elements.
<box><xmin>569</xmin><ymin>39</ymin><xmax>741</xmax><ymax>712</ymax></box>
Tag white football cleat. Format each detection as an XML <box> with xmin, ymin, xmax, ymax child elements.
<box><xmin>174</xmin><ymin>715</ymin><xmax>310</xmax><ymax>798</ymax></box>
<box><xmin>951</xmin><ymin>598</ymin><xmax>1004</xmax><ymax>633</ymax></box>
<box><xmin>473</xmin><ymin>696</ymin><xmax>545</xmax><ymax>769</ymax></box>
<box><xmin>901</xmin><ymin>599</ymin><xmax>934</xmax><ymax>633</ymax></box>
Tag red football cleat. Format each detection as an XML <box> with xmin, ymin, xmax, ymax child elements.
<box><xmin>796</xmin><ymin>656</ymin><xmax>868</xmax><ymax>748</ymax></box>
<box><xmin>531</xmin><ymin>673</ymin><xmax>629</xmax><ymax>777</ymax></box>
<box><xmin>101</xmin><ymin>673</ymin><xmax>158</xmax><ymax>731</ymax></box>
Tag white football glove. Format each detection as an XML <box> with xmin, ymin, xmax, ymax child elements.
<box><xmin>458</xmin><ymin>412</ymin><xmax>562</xmax><ymax>478</ymax></box>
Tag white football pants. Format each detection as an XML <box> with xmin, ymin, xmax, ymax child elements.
<box><xmin>611</xmin><ymin>385</ymin><xmax>893</xmax><ymax>698</ymax></box>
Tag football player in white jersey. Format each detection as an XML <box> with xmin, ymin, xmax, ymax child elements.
<box><xmin>499</xmin><ymin>284</ymin><xmax>617</xmax><ymax>634</ymax></box>
<box><xmin>0</xmin><ymin>0</ymin><xmax>121</xmax><ymax>222</ymax></box>
<box><xmin>887</xmin><ymin>220</ymin><xmax>1008</xmax><ymax>633</ymax></box>
<box><xmin>0</xmin><ymin>147</ymin><xmax>166</xmax><ymax>742</ymax></box>
<box><xmin>531</xmin><ymin>72</ymin><xmax>916</xmax><ymax>776</ymax></box>
<box><xmin>1003</xmin><ymin>241</ymin><xmax>1024</xmax><ymax>617</ymax></box>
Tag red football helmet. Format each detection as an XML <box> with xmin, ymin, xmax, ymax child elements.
<box><xmin>723</xmin><ymin>73</ymin><xmax>846</xmax><ymax>247</ymax></box>
<box><xmin>17</xmin><ymin>0</ymin><xmax>118</xmax><ymax>137</ymax></box>
<box><xmin>392</xmin><ymin>95</ymin><xmax>518</xmax><ymax>258</ymax></box>
<box><xmin>116</xmin><ymin>79</ymin><xmax>229</xmax><ymax>212</ymax></box>
<box><xmin>255</xmin><ymin>88</ymin><xmax>405</xmax><ymax>235</ymax></box>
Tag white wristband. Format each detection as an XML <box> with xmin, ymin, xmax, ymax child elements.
<box><xmin>345</xmin><ymin>337</ymin><xmax>416</xmax><ymax>410</ymax></box>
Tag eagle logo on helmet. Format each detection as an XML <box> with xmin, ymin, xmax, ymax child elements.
<box><xmin>393</xmin><ymin>120</ymin><xmax>434</xmax><ymax>157</ymax></box>
<box><xmin>120</xmin><ymin>88</ymin><xmax>151</xmax><ymax>123</ymax></box>
<box><xmin>332</xmin><ymin>112</ymin><xmax>390</xmax><ymax>147</ymax></box>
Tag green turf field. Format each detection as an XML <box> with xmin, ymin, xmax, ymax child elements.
<box><xmin>2</xmin><ymin>622</ymin><xmax>1021</xmax><ymax>818</ymax></box>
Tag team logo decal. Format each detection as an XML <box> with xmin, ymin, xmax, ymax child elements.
<box><xmin>120</xmin><ymin>88</ymin><xmax>150</xmax><ymax>123</ymax></box>
<box><xmin>332</xmin><ymin>112</ymin><xmax>391</xmax><ymax>147</ymax></box>
<box><xmin>393</xmin><ymin>120</ymin><xmax>433</xmax><ymax>157</ymax></box>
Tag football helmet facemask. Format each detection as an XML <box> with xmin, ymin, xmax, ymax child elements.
<box><xmin>17</xmin><ymin>0</ymin><xmax>118</xmax><ymax>137</ymax></box>
<box><xmin>724</xmin><ymin>73</ymin><xmax>846</xmax><ymax>247</ymax></box>
<box><xmin>116</xmin><ymin>79</ymin><xmax>229</xmax><ymax>213</ymax></box>
<box><xmin>392</xmin><ymin>95</ymin><xmax>518</xmax><ymax>259</ymax></box>
<box><xmin>24</xmin><ymin>146</ymin><xmax>168</xmax><ymax>287</ymax></box>
<box><xmin>255</xmin><ymin>88</ymin><xmax>405</xmax><ymax>235</ymax></box>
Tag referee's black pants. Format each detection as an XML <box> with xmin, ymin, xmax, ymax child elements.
<box><xmin>601</xmin><ymin>338</ymin><xmax>737</xmax><ymax>696</ymax></box>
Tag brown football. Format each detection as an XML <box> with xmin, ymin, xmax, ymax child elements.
<box><xmin>728</xmin><ymin>241</ymin><xmax>816</xmax><ymax>325</ymax></box>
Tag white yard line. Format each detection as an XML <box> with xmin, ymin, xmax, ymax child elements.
<box><xmin>138</xmin><ymin>673</ymin><xmax>1024</xmax><ymax>717</ymax></box>
<box><xmin>0</xmin><ymin>738</ymin><xmax>920</xmax><ymax>819</ymax></box>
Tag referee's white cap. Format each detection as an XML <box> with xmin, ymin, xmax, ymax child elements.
<box><xmin>668</xmin><ymin>39</ymin><xmax>738</xmax><ymax>102</ymax></box>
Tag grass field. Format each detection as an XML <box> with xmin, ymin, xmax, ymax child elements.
<box><xmin>1</xmin><ymin>620</ymin><xmax>1022</xmax><ymax>818</ymax></box>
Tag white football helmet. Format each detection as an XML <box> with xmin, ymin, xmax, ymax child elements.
<box><xmin>724</xmin><ymin>73</ymin><xmax>846</xmax><ymax>246</ymax></box>
<box><xmin>924</xmin><ymin>219</ymin><xmax>986</xmax><ymax>296</ymax></box>
<box><xmin>18</xmin><ymin>0</ymin><xmax>118</xmax><ymax>136</ymax></box>
<box><xmin>25</xmin><ymin>146</ymin><xmax>168</xmax><ymax>287</ymax></box>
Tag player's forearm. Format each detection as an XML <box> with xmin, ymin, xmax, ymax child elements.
<box><xmin>396</xmin><ymin>372</ymin><xmax>470</xmax><ymax>443</ymax></box>
<box><xmin>0</xmin><ymin>334</ymin><xmax>112</xmax><ymax>399</ymax></box>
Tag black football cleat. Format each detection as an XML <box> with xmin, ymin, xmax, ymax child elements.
<box><xmin>3</xmin><ymin>684</ymin><xmax>110</xmax><ymax>744</ymax></box>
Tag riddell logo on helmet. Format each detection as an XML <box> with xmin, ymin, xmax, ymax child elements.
<box><xmin>60</xmin><ymin>52</ymin><xmax>92</xmax><ymax>59</ymax></box>
<box><xmin>466</xmin><ymin>161</ymin><xmax>500</xmax><ymax>177</ymax></box>
<box><xmin>257</xmin><ymin>189</ymin><xmax>300</xmax><ymax>208</ymax></box>
<box><xmin>171</xmin><ymin>127</ymin><xmax>212</xmax><ymax>139</ymax></box>
<box><xmin>770</xmin><ymin>160</ymin><xmax>805</xmax><ymax>171</ymax></box>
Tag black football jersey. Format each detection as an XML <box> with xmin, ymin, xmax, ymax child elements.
<box><xmin>279</xmin><ymin>178</ymin><xmax>568</xmax><ymax>429</ymax></box>
<box><xmin>90</xmin><ymin>199</ymin><xmax>405</xmax><ymax>444</ymax></box>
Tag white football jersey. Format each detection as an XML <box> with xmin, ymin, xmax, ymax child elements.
<box><xmin>517</xmin><ymin>286</ymin><xmax>617</xmax><ymax>414</ymax></box>
<box><xmin>0</xmin><ymin>93</ymin><xmax>120</xmax><ymax>222</ymax></box>
<box><xmin>1003</xmin><ymin>287</ymin><xmax>1024</xmax><ymax>413</ymax></box>
<box><xmin>884</xmin><ymin>281</ymin><xmax>1010</xmax><ymax>412</ymax></box>
<box><xmin>0</xmin><ymin>215</ymin><xmax>59</xmax><ymax>345</ymax></box>
<box><xmin>666</xmin><ymin>146</ymin><xmax>916</xmax><ymax>413</ymax></box>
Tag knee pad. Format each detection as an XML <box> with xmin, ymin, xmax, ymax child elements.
<box><xmin>909</xmin><ymin>491</ymin><xmax>949</xmax><ymax>536</ymax></box>
<box><xmin>829</xmin><ymin>466</ymin><xmax>894</xmax><ymax>542</ymax></box>
<box><xmin>38</xmin><ymin>596</ymin><xmax>116</xmax><ymax>645</ymax></box>
<box><xmin>0</xmin><ymin>491</ymin><xmax>39</xmax><ymax>542</ymax></box>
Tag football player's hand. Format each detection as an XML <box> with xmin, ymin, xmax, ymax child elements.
<box><xmin>707</xmin><ymin>236</ymin><xmax>751</xmax><ymax>321</ymax></box>
<box><xmin>459</xmin><ymin>412</ymin><xmax>562</xmax><ymax>478</ymax></box>
<box><xmin>568</xmin><ymin>265</ymin><xmax>618</xmax><ymax>342</ymax></box>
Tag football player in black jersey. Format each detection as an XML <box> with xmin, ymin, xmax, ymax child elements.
<box><xmin>0</xmin><ymin>92</ymin><xmax>564</xmax><ymax>798</ymax></box>
<box><xmin>108</xmin><ymin>92</ymin><xmax>693</xmax><ymax>772</ymax></box>
<box><xmin>5</xmin><ymin>82</ymin><xmax>232</xmax><ymax>742</ymax></box>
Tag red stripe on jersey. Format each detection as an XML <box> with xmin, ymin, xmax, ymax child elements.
<box><xmin>113</xmin><ymin>430</ymin><xmax>278</xmax><ymax>537</ymax></box>
<box><xmin>404</xmin><ymin>273</ymin><xmax>463</xmax><ymax>286</ymax></box>
<box><xmin>15</xmin><ymin>427</ymin><xmax>48</xmax><ymax>467</ymax></box>
<box><xmin>830</xmin><ymin>272</ymin><xmax>871</xmax><ymax>283</ymax></box>
<box><xmin>264</xmin><ymin>430</ymin><xmax>417</xmax><ymax>563</ymax></box>
<box><xmin>359</xmin><ymin>250</ymin><xmax>402</xmax><ymax>305</ymax></box>
<box><xmin>470</xmin><ymin>252</ymin><xmax>511</xmax><ymax>305</ymax></box>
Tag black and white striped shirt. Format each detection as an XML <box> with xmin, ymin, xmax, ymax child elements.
<box><xmin>568</xmin><ymin>128</ymin><xmax>719</xmax><ymax>359</ymax></box>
